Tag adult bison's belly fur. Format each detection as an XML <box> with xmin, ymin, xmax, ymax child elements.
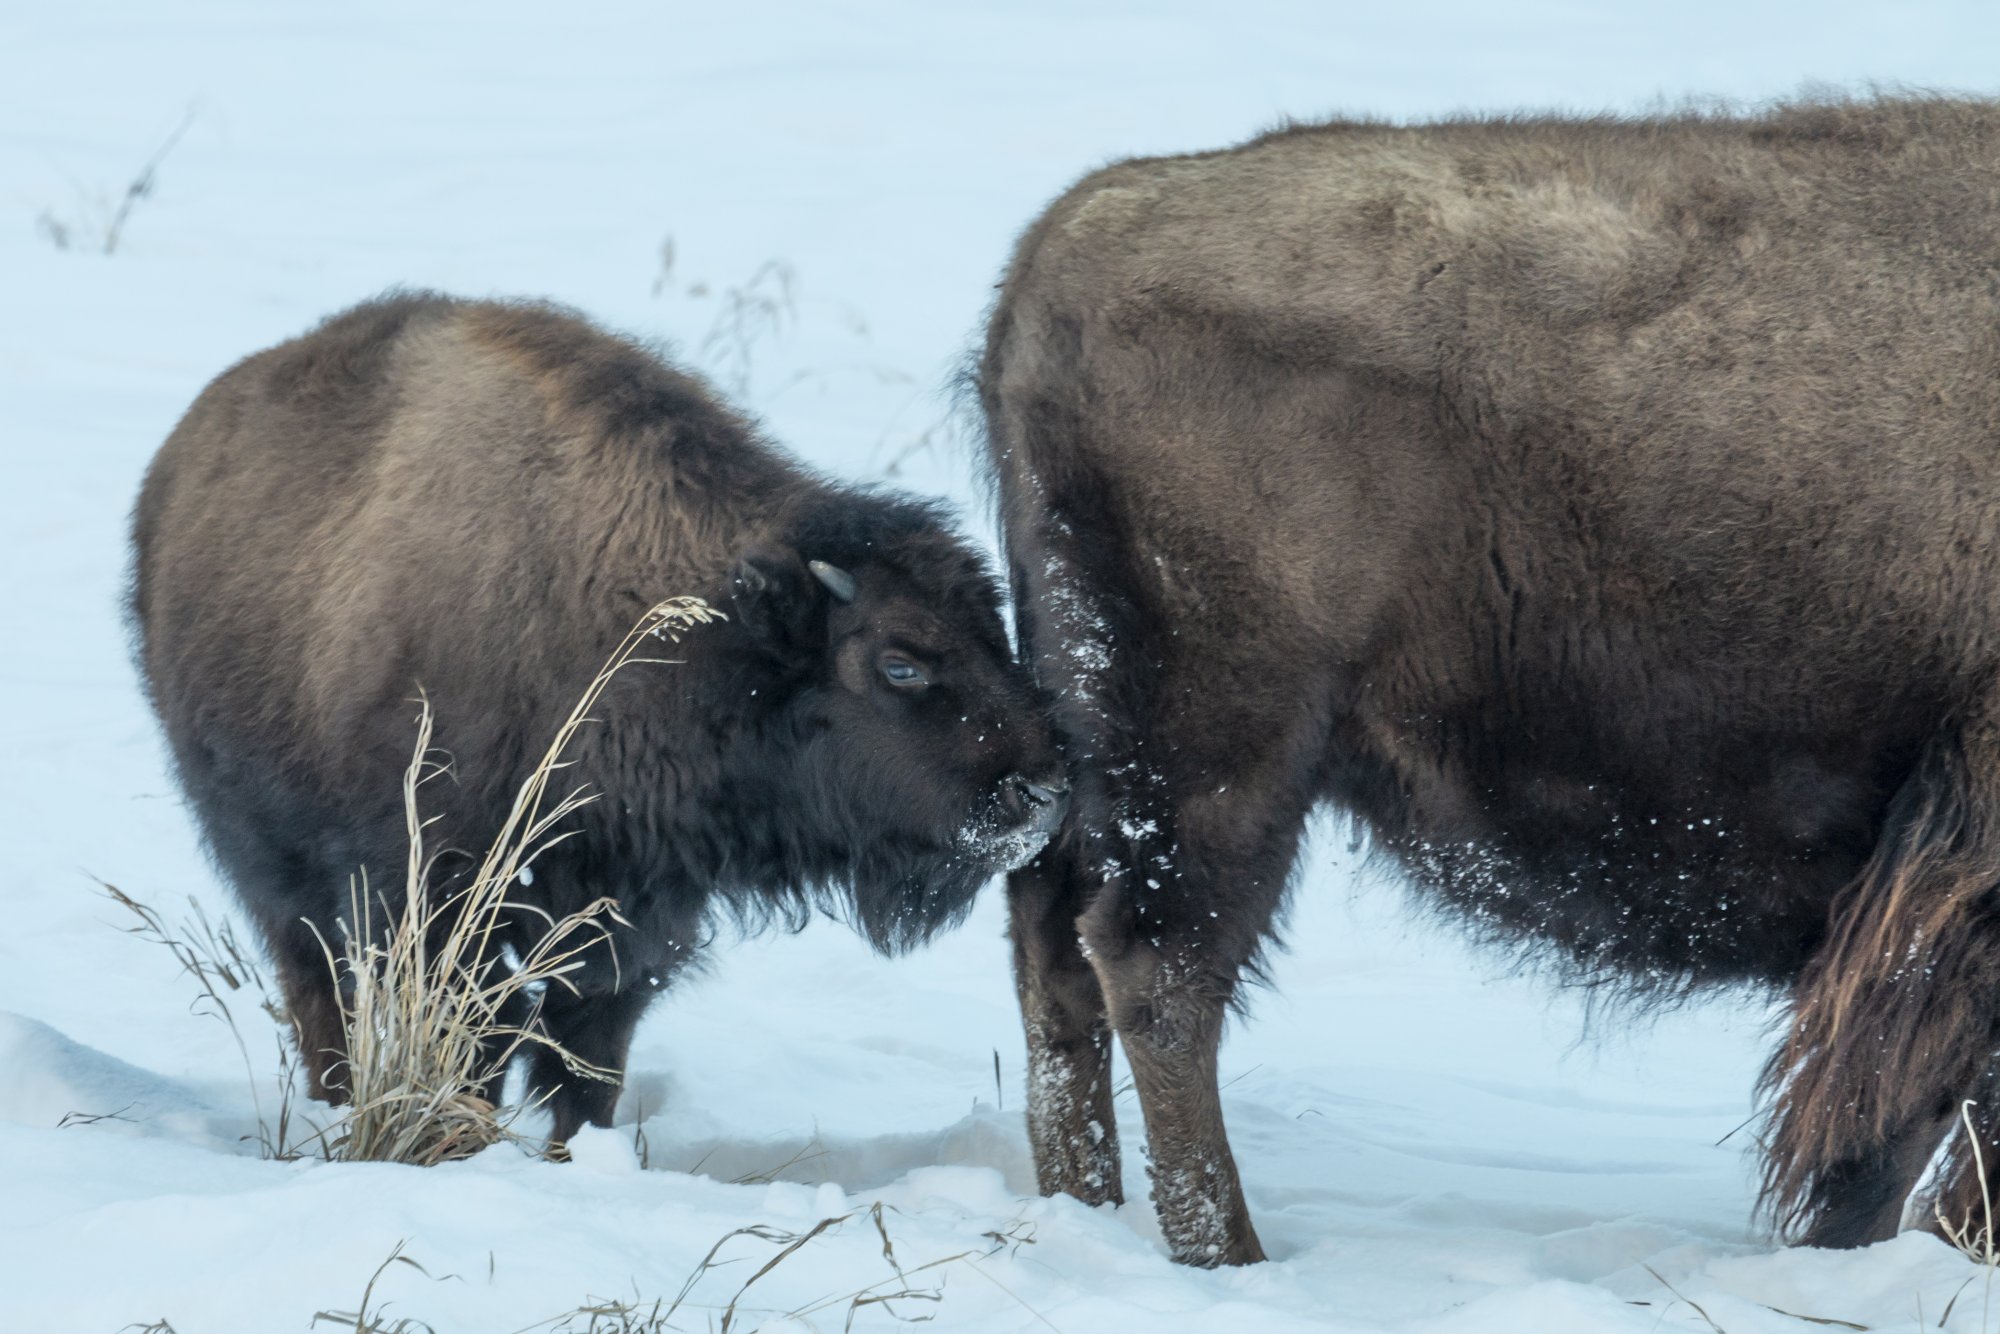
<box><xmin>983</xmin><ymin>96</ymin><xmax>2000</xmax><ymax>1267</ymax></box>
<box><xmin>132</xmin><ymin>292</ymin><xmax>1064</xmax><ymax>1147</ymax></box>
<box><xmin>1332</xmin><ymin>645</ymin><xmax>1934</xmax><ymax>991</ymax></box>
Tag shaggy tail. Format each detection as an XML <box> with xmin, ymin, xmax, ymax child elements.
<box><xmin>1761</xmin><ymin>722</ymin><xmax>2000</xmax><ymax>1243</ymax></box>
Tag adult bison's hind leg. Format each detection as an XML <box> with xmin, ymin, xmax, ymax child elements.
<box><xmin>1081</xmin><ymin>778</ymin><xmax>1312</xmax><ymax>1267</ymax></box>
<box><xmin>1776</xmin><ymin>1107</ymin><xmax>1953</xmax><ymax>1249</ymax></box>
<box><xmin>1011</xmin><ymin>835</ymin><xmax>1123</xmax><ymax>1209</ymax></box>
<box><xmin>1764</xmin><ymin>719</ymin><xmax>2000</xmax><ymax>1248</ymax></box>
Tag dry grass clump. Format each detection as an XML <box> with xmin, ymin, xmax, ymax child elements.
<box><xmin>101</xmin><ymin>597</ymin><xmax>720</xmax><ymax>1166</ymax></box>
<box><xmin>321</xmin><ymin>596</ymin><xmax>722</xmax><ymax>1165</ymax></box>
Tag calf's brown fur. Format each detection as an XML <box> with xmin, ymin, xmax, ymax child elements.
<box><xmin>981</xmin><ymin>96</ymin><xmax>2000</xmax><ymax>1264</ymax></box>
<box><xmin>133</xmin><ymin>293</ymin><xmax>1066</xmax><ymax>1142</ymax></box>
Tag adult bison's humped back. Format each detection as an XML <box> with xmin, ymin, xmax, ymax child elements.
<box><xmin>134</xmin><ymin>293</ymin><xmax>1066</xmax><ymax>1141</ymax></box>
<box><xmin>982</xmin><ymin>97</ymin><xmax>2000</xmax><ymax>1265</ymax></box>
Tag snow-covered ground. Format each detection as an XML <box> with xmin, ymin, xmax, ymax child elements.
<box><xmin>8</xmin><ymin>3</ymin><xmax>2000</xmax><ymax>1330</ymax></box>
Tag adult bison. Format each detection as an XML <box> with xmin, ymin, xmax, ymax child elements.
<box><xmin>133</xmin><ymin>292</ymin><xmax>1067</xmax><ymax>1143</ymax></box>
<box><xmin>980</xmin><ymin>96</ymin><xmax>2000</xmax><ymax>1265</ymax></box>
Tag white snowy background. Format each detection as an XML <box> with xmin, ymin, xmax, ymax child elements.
<box><xmin>7</xmin><ymin>3</ymin><xmax>2000</xmax><ymax>1330</ymax></box>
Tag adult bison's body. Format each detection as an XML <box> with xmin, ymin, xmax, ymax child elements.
<box><xmin>981</xmin><ymin>97</ymin><xmax>2000</xmax><ymax>1265</ymax></box>
<box><xmin>134</xmin><ymin>293</ymin><xmax>1066</xmax><ymax>1141</ymax></box>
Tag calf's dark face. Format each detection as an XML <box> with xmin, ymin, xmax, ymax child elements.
<box><xmin>731</xmin><ymin>546</ymin><xmax>1066</xmax><ymax>950</ymax></box>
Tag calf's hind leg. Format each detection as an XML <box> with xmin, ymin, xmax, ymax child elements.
<box><xmin>1010</xmin><ymin>834</ymin><xmax>1123</xmax><ymax>1208</ymax></box>
<box><xmin>271</xmin><ymin>922</ymin><xmax>352</xmax><ymax>1103</ymax></box>
<box><xmin>1764</xmin><ymin>719</ymin><xmax>2000</xmax><ymax>1248</ymax></box>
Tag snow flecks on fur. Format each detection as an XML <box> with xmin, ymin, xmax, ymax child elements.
<box><xmin>1146</xmin><ymin>1150</ymin><xmax>1233</xmax><ymax>1266</ymax></box>
<box><xmin>955</xmin><ymin>809</ymin><xmax>1053</xmax><ymax>876</ymax></box>
<box><xmin>1023</xmin><ymin>1020</ymin><xmax>1118</xmax><ymax>1200</ymax></box>
<box><xmin>1037</xmin><ymin>526</ymin><xmax>1115</xmax><ymax>707</ymax></box>
<box><xmin>1389</xmin><ymin>799</ymin><xmax>1786</xmax><ymax>1003</ymax></box>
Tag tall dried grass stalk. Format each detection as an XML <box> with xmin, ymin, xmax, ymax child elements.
<box><xmin>320</xmin><ymin>596</ymin><xmax>722</xmax><ymax>1165</ymax></box>
<box><xmin>98</xmin><ymin>880</ymin><xmax>309</xmax><ymax>1158</ymax></box>
<box><xmin>1939</xmin><ymin>1099</ymin><xmax>2000</xmax><ymax>1265</ymax></box>
<box><xmin>1934</xmin><ymin>1099</ymin><xmax>2000</xmax><ymax>1333</ymax></box>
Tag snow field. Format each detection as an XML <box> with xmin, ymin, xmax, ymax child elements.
<box><xmin>8</xmin><ymin>2</ymin><xmax>2000</xmax><ymax>1329</ymax></box>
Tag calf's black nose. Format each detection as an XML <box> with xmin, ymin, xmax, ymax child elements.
<box><xmin>1021</xmin><ymin>777</ymin><xmax>1066</xmax><ymax>805</ymax></box>
<box><xmin>1007</xmin><ymin>773</ymin><xmax>1071</xmax><ymax>835</ymax></box>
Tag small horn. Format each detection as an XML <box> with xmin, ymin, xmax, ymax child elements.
<box><xmin>808</xmin><ymin>559</ymin><xmax>858</xmax><ymax>603</ymax></box>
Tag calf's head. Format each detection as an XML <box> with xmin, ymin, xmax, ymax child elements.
<box><xmin>729</xmin><ymin>529</ymin><xmax>1065</xmax><ymax>950</ymax></box>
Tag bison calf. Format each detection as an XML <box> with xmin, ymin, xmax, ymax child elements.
<box><xmin>983</xmin><ymin>96</ymin><xmax>2000</xmax><ymax>1263</ymax></box>
<box><xmin>132</xmin><ymin>292</ymin><xmax>1065</xmax><ymax>1142</ymax></box>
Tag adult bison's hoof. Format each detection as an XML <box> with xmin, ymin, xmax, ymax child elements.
<box><xmin>1168</xmin><ymin>1225</ymin><xmax>1267</xmax><ymax>1268</ymax></box>
<box><xmin>1158</xmin><ymin>1196</ymin><xmax>1267</xmax><ymax>1267</ymax></box>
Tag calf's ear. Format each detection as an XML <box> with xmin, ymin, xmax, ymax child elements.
<box><xmin>730</xmin><ymin>546</ymin><xmax>822</xmax><ymax>651</ymax></box>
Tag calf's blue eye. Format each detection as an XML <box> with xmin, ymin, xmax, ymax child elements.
<box><xmin>881</xmin><ymin>657</ymin><xmax>928</xmax><ymax>686</ymax></box>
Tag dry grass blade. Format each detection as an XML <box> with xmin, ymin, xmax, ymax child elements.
<box><xmin>98</xmin><ymin>880</ymin><xmax>309</xmax><ymax>1157</ymax></box>
<box><xmin>729</xmin><ymin>1136</ymin><xmax>829</xmax><ymax>1185</ymax></box>
<box><xmin>1755</xmin><ymin>1304</ymin><xmax>1867</xmax><ymax>1329</ymax></box>
<box><xmin>533</xmin><ymin>1295</ymin><xmax>674</xmax><ymax>1334</ymax></box>
<box><xmin>952</xmin><ymin>1261</ymin><xmax>1066</xmax><ymax>1334</ymax></box>
<box><xmin>1641</xmin><ymin>1263</ymin><xmax>1727</xmax><ymax>1334</ymax></box>
<box><xmin>57</xmin><ymin>1102</ymin><xmax>138</xmax><ymax>1129</ymax></box>
<box><xmin>1937</xmin><ymin>1274</ymin><xmax>1977</xmax><ymax>1329</ymax></box>
<box><xmin>37</xmin><ymin>104</ymin><xmax>198</xmax><ymax>256</ymax></box>
<box><xmin>979</xmin><ymin>1220</ymin><xmax>1036</xmax><ymax>1258</ymax></box>
<box><xmin>311</xmin><ymin>1241</ymin><xmax>456</xmax><ymax>1333</ymax></box>
<box><xmin>668</xmin><ymin>1207</ymin><xmax>972</xmax><ymax>1334</ymax></box>
<box><xmin>804</xmin><ymin>1251</ymin><xmax>971</xmax><ymax>1332</ymax></box>
<box><xmin>870</xmin><ymin>1201</ymin><xmax>905</xmax><ymax>1278</ymax></box>
<box><xmin>840</xmin><ymin>1286</ymin><xmax>943</xmax><ymax>1332</ymax></box>
<box><xmin>1934</xmin><ymin>1098</ymin><xmax>2000</xmax><ymax>1333</ymax></box>
<box><xmin>513</xmin><ymin>1204</ymin><xmax>1052</xmax><ymax>1334</ymax></box>
<box><xmin>629</xmin><ymin>1094</ymin><xmax>652</xmax><ymax>1169</ymax></box>
<box><xmin>1938</xmin><ymin>1100</ymin><xmax>2000</xmax><ymax>1265</ymax></box>
<box><xmin>320</xmin><ymin>596</ymin><xmax>722</xmax><ymax>1166</ymax></box>
<box><xmin>698</xmin><ymin>259</ymin><xmax>797</xmax><ymax>395</ymax></box>
<box><xmin>719</xmin><ymin>1214</ymin><xmax>849</xmax><ymax>1333</ymax></box>
<box><xmin>721</xmin><ymin>1202</ymin><xmax>1018</xmax><ymax>1333</ymax></box>
<box><xmin>101</xmin><ymin>106</ymin><xmax>198</xmax><ymax>255</ymax></box>
<box><xmin>651</xmin><ymin>1222</ymin><xmax>802</xmax><ymax>1328</ymax></box>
